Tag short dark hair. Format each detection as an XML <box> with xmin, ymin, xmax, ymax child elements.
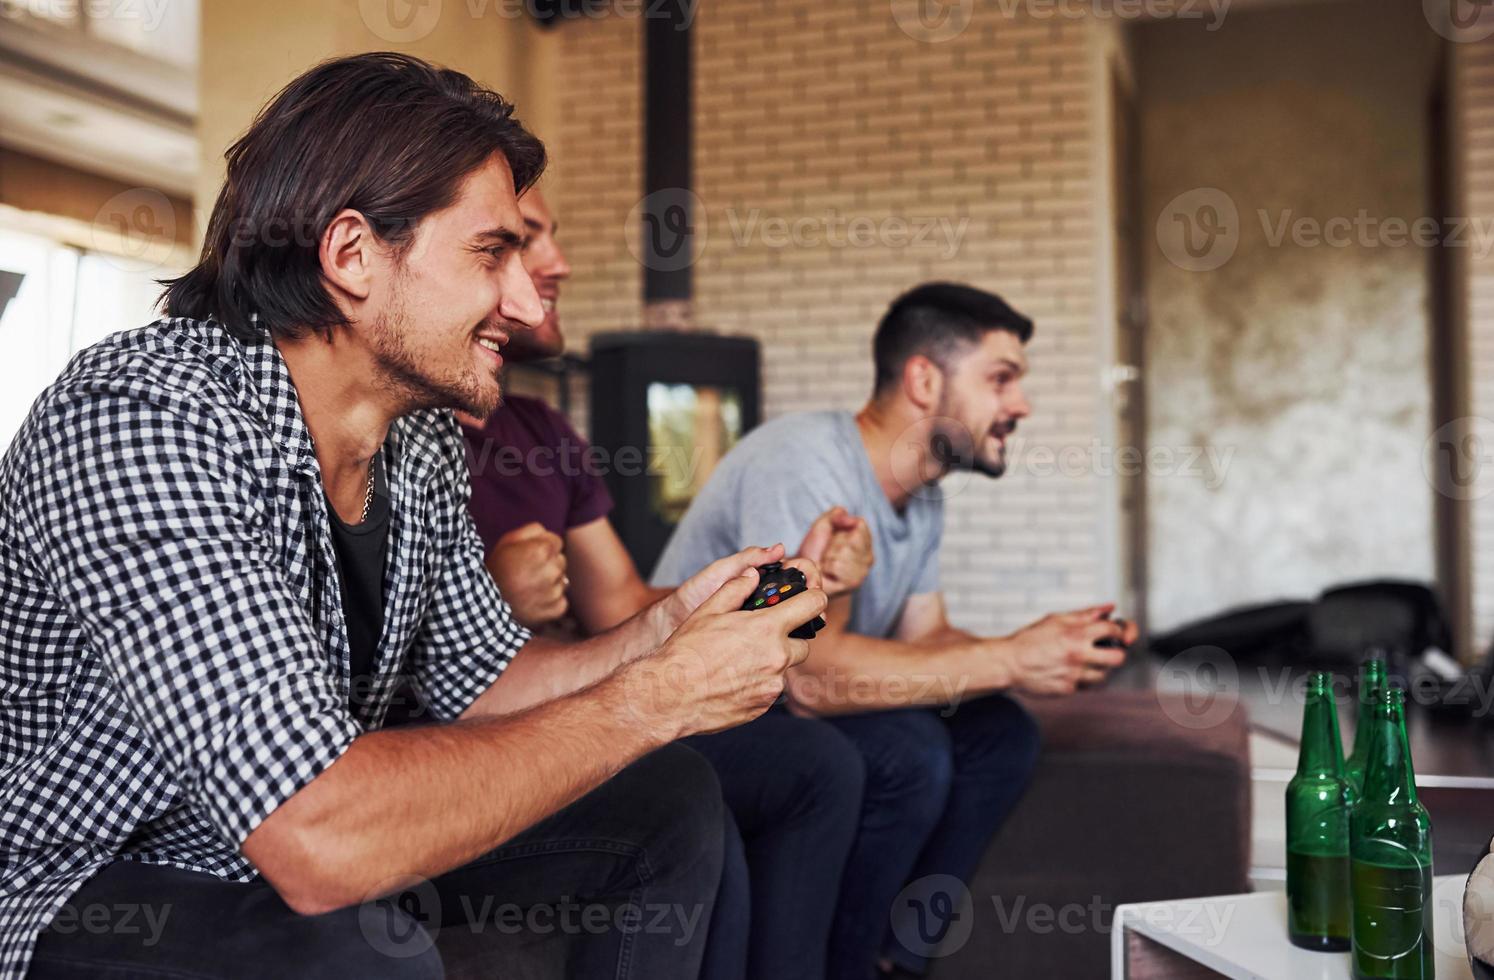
<box><xmin>872</xmin><ymin>282</ymin><xmax>1034</xmax><ymax>393</ymax></box>
<box><xmin>162</xmin><ymin>52</ymin><xmax>546</xmax><ymax>342</ymax></box>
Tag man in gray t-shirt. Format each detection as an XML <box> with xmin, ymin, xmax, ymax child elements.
<box><xmin>653</xmin><ymin>410</ymin><xmax>941</xmax><ymax>641</ymax></box>
<box><xmin>652</xmin><ymin>283</ymin><xmax>1138</xmax><ymax>980</ymax></box>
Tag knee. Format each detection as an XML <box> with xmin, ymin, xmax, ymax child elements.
<box><xmin>902</xmin><ymin>741</ymin><xmax>955</xmax><ymax>818</ymax></box>
<box><xmin>863</xmin><ymin>728</ymin><xmax>954</xmax><ymax>828</ymax></box>
<box><xmin>794</xmin><ymin>723</ymin><xmax>867</xmax><ymax>819</ymax></box>
<box><xmin>283</xmin><ymin>903</ymin><xmax>444</xmax><ymax>979</ymax></box>
<box><xmin>955</xmin><ymin>695</ymin><xmax>1043</xmax><ymax>781</ymax></box>
<box><xmin>633</xmin><ymin>743</ymin><xmax>727</xmax><ymax>881</ymax></box>
<box><xmin>1010</xmin><ymin>702</ymin><xmax>1042</xmax><ymax>774</ymax></box>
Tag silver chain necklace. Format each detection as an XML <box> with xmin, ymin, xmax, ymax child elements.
<box><xmin>360</xmin><ymin>453</ymin><xmax>378</xmax><ymax>522</ymax></box>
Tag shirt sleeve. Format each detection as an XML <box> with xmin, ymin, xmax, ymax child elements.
<box><xmin>735</xmin><ymin>449</ymin><xmax>860</xmax><ymax>567</ymax></box>
<box><xmin>17</xmin><ymin>385</ymin><xmax>361</xmax><ymax>849</ymax></box>
<box><xmin>912</xmin><ymin>532</ymin><xmax>942</xmax><ymax>595</ymax></box>
<box><xmin>405</xmin><ymin>416</ymin><xmax>532</xmax><ymax>721</ymax></box>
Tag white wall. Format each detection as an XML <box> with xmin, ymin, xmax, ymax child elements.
<box><xmin>1136</xmin><ymin>0</ymin><xmax>1442</xmax><ymax>630</ymax></box>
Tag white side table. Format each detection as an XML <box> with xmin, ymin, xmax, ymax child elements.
<box><xmin>1112</xmin><ymin>875</ymin><xmax>1473</xmax><ymax>979</ymax></box>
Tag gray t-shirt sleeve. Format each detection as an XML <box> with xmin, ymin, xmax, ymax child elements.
<box><xmin>650</xmin><ymin>415</ymin><xmax>864</xmax><ymax>587</ymax></box>
<box><xmin>912</xmin><ymin>539</ymin><xmax>941</xmax><ymax>595</ymax></box>
<box><xmin>737</xmin><ymin>461</ymin><xmax>858</xmax><ymax>560</ymax></box>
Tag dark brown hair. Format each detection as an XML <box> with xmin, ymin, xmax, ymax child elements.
<box><xmin>873</xmin><ymin>282</ymin><xmax>1034</xmax><ymax>394</ymax></box>
<box><xmin>162</xmin><ymin>51</ymin><xmax>546</xmax><ymax>341</ymax></box>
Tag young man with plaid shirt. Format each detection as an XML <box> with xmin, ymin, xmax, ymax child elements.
<box><xmin>0</xmin><ymin>53</ymin><xmax>823</xmax><ymax>979</ymax></box>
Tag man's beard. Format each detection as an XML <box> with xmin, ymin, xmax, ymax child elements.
<box><xmin>931</xmin><ymin>427</ymin><xmax>1008</xmax><ymax>479</ymax></box>
<box><xmin>931</xmin><ymin>398</ymin><xmax>1011</xmax><ymax>480</ymax></box>
<box><xmin>367</xmin><ymin>294</ymin><xmax>496</xmax><ymax>418</ymax></box>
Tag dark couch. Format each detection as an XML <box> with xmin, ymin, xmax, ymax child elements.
<box><xmin>930</xmin><ymin>688</ymin><xmax>1252</xmax><ymax>979</ymax></box>
<box><xmin>438</xmin><ymin>688</ymin><xmax>1252</xmax><ymax>978</ymax></box>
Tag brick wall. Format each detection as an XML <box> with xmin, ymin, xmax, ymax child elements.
<box><xmin>547</xmin><ymin>11</ymin><xmax>644</xmax><ymax>337</ymax></box>
<box><xmin>550</xmin><ymin>1</ymin><xmax>1109</xmax><ymax>636</ymax></box>
<box><xmin>546</xmin><ymin>4</ymin><xmax>1494</xmax><ymax>656</ymax></box>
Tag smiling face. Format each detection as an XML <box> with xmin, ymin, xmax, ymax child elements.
<box><xmin>363</xmin><ymin>154</ymin><xmax>544</xmax><ymax>418</ymax></box>
<box><xmin>930</xmin><ymin>329</ymin><xmax>1032</xmax><ymax>478</ymax></box>
<box><xmin>500</xmin><ymin>188</ymin><xmax>571</xmax><ymax>362</ymax></box>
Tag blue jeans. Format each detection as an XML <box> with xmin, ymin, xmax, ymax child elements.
<box><xmin>688</xmin><ymin>706</ymin><xmax>866</xmax><ymax>980</ymax></box>
<box><xmin>826</xmin><ymin>694</ymin><xmax>1042</xmax><ymax>979</ymax></box>
<box><xmin>700</xmin><ymin>807</ymin><xmax>752</xmax><ymax>980</ymax></box>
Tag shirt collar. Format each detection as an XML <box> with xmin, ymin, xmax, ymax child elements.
<box><xmin>185</xmin><ymin>315</ymin><xmax>436</xmax><ymax>484</ymax></box>
<box><xmin>210</xmin><ymin>319</ymin><xmax>435</xmax><ymax>482</ymax></box>
<box><xmin>237</xmin><ymin>327</ymin><xmax>320</xmax><ymax>476</ymax></box>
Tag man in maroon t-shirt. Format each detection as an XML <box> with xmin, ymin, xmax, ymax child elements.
<box><xmin>457</xmin><ymin>187</ymin><xmax>874</xmax><ymax>980</ymax></box>
<box><xmin>460</xmin><ymin>377</ymin><xmax>624</xmax><ymax>629</ymax></box>
<box><xmin>457</xmin><ymin>190</ymin><xmax>872</xmax><ymax>629</ymax></box>
<box><xmin>453</xmin><ymin>185</ymin><xmax>634</xmax><ymax>630</ymax></box>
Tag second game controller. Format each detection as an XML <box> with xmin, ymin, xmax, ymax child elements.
<box><xmin>1095</xmin><ymin>615</ymin><xmax>1130</xmax><ymax>650</ymax></box>
<box><xmin>741</xmin><ymin>562</ymin><xmax>826</xmax><ymax>640</ymax></box>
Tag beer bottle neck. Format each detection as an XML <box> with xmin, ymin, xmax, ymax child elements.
<box><xmin>1359</xmin><ymin>661</ymin><xmax>1387</xmax><ymax>705</ymax></box>
<box><xmin>1297</xmin><ymin>683</ymin><xmax>1346</xmax><ymax>777</ymax></box>
<box><xmin>1360</xmin><ymin>694</ymin><xmax>1418</xmax><ymax>806</ymax></box>
<box><xmin>1346</xmin><ymin>660</ymin><xmax>1387</xmax><ymax>766</ymax></box>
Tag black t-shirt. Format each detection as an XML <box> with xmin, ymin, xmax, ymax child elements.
<box><xmin>325</xmin><ymin>452</ymin><xmax>390</xmax><ymax>706</ymax></box>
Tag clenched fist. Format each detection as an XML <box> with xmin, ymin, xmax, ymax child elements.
<box><xmin>795</xmin><ymin>506</ymin><xmax>874</xmax><ymax>597</ymax></box>
<box><xmin>485</xmin><ymin>522</ymin><xmax>568</xmax><ymax>628</ymax></box>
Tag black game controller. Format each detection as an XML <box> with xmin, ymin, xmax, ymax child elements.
<box><xmin>1095</xmin><ymin>615</ymin><xmax>1130</xmax><ymax>650</ymax></box>
<box><xmin>741</xmin><ymin>562</ymin><xmax>826</xmax><ymax>640</ymax></box>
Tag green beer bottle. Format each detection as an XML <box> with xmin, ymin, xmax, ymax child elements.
<box><xmin>1350</xmin><ymin>688</ymin><xmax>1434</xmax><ymax>979</ymax></box>
<box><xmin>1346</xmin><ymin>656</ymin><xmax>1389</xmax><ymax>796</ymax></box>
<box><xmin>1287</xmin><ymin>671</ymin><xmax>1354</xmax><ymax>950</ymax></box>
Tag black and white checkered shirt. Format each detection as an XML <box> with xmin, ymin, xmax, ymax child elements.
<box><xmin>0</xmin><ymin>317</ymin><xmax>531</xmax><ymax>978</ymax></box>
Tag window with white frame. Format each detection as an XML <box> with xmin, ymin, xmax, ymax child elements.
<box><xmin>0</xmin><ymin>227</ymin><xmax>176</xmax><ymax>452</ymax></box>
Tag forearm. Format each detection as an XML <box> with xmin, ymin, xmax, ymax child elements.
<box><xmin>243</xmin><ymin>671</ymin><xmax>672</xmax><ymax>914</ymax></box>
<box><xmin>465</xmin><ymin>600</ymin><xmax>675</xmax><ymax>717</ymax></box>
<box><xmin>576</xmin><ymin>582</ymin><xmax>675</xmax><ymax>635</ymax></box>
<box><xmin>786</xmin><ymin>626</ymin><xmax>1014</xmax><ymax>715</ymax></box>
<box><xmin>915</xmin><ymin>624</ymin><xmax>981</xmax><ymax>646</ymax></box>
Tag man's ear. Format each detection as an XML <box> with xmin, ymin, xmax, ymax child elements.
<box><xmin>902</xmin><ymin>354</ymin><xmax>944</xmax><ymax>413</ymax></box>
<box><xmin>319</xmin><ymin>208</ymin><xmax>378</xmax><ymax>303</ymax></box>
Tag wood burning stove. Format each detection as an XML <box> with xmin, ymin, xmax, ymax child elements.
<box><xmin>588</xmin><ymin>331</ymin><xmax>760</xmax><ymax>577</ymax></box>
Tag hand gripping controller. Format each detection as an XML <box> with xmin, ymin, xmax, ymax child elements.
<box><xmin>741</xmin><ymin>562</ymin><xmax>826</xmax><ymax>640</ymax></box>
<box><xmin>1095</xmin><ymin>615</ymin><xmax>1130</xmax><ymax>650</ymax></box>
